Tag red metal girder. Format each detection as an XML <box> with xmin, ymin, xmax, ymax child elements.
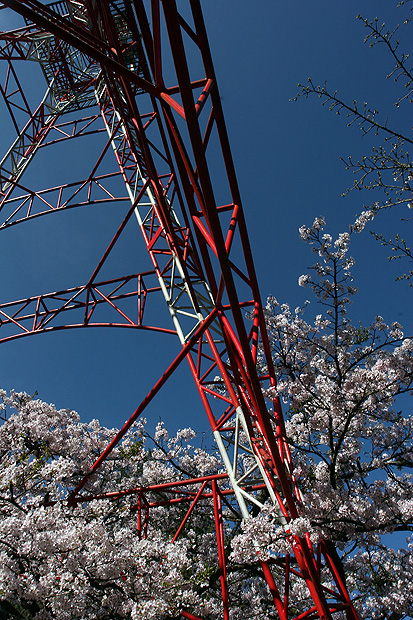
<box><xmin>212</xmin><ymin>480</ymin><xmax>229</xmax><ymax>620</ymax></box>
<box><xmin>136</xmin><ymin>491</ymin><xmax>149</xmax><ymax>539</ymax></box>
<box><xmin>0</xmin><ymin>170</ymin><xmax>130</xmax><ymax>227</ymax></box>
<box><xmin>40</xmin><ymin>113</ymin><xmax>105</xmax><ymax>146</ymax></box>
<box><xmin>171</xmin><ymin>481</ymin><xmax>208</xmax><ymax>542</ymax></box>
<box><xmin>0</xmin><ymin>26</ymin><xmax>43</xmax><ymax>61</ymax></box>
<box><xmin>0</xmin><ymin>271</ymin><xmax>175</xmax><ymax>344</ymax></box>
<box><xmin>41</xmin><ymin>473</ymin><xmax>230</xmax><ymax>508</ymax></box>
<box><xmin>0</xmin><ymin>59</ymin><xmax>32</xmax><ymax>133</ymax></box>
<box><xmin>187</xmin><ymin>0</ymin><xmax>295</xmax><ymax>456</ymax></box>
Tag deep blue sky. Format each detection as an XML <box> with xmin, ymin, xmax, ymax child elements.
<box><xmin>0</xmin><ymin>1</ymin><xmax>411</xmax><ymax>434</ymax></box>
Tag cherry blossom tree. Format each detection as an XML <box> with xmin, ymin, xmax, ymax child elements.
<box><xmin>0</xmin><ymin>391</ymin><xmax>278</xmax><ymax>620</ymax></box>
<box><xmin>234</xmin><ymin>217</ymin><xmax>413</xmax><ymax>620</ymax></box>
<box><xmin>293</xmin><ymin>3</ymin><xmax>413</xmax><ymax>283</ymax></box>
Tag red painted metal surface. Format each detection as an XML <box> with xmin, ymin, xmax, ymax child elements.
<box><xmin>0</xmin><ymin>1</ymin><xmax>360</xmax><ymax>618</ymax></box>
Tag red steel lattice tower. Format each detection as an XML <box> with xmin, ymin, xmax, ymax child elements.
<box><xmin>0</xmin><ymin>1</ymin><xmax>360</xmax><ymax>618</ymax></box>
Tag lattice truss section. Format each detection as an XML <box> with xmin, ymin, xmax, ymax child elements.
<box><xmin>0</xmin><ymin>1</ymin><xmax>360</xmax><ymax>619</ymax></box>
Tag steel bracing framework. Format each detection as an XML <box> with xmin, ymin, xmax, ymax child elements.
<box><xmin>0</xmin><ymin>1</ymin><xmax>360</xmax><ymax>619</ymax></box>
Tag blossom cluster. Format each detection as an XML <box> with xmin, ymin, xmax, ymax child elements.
<box><xmin>0</xmin><ymin>391</ymin><xmax>279</xmax><ymax>619</ymax></box>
